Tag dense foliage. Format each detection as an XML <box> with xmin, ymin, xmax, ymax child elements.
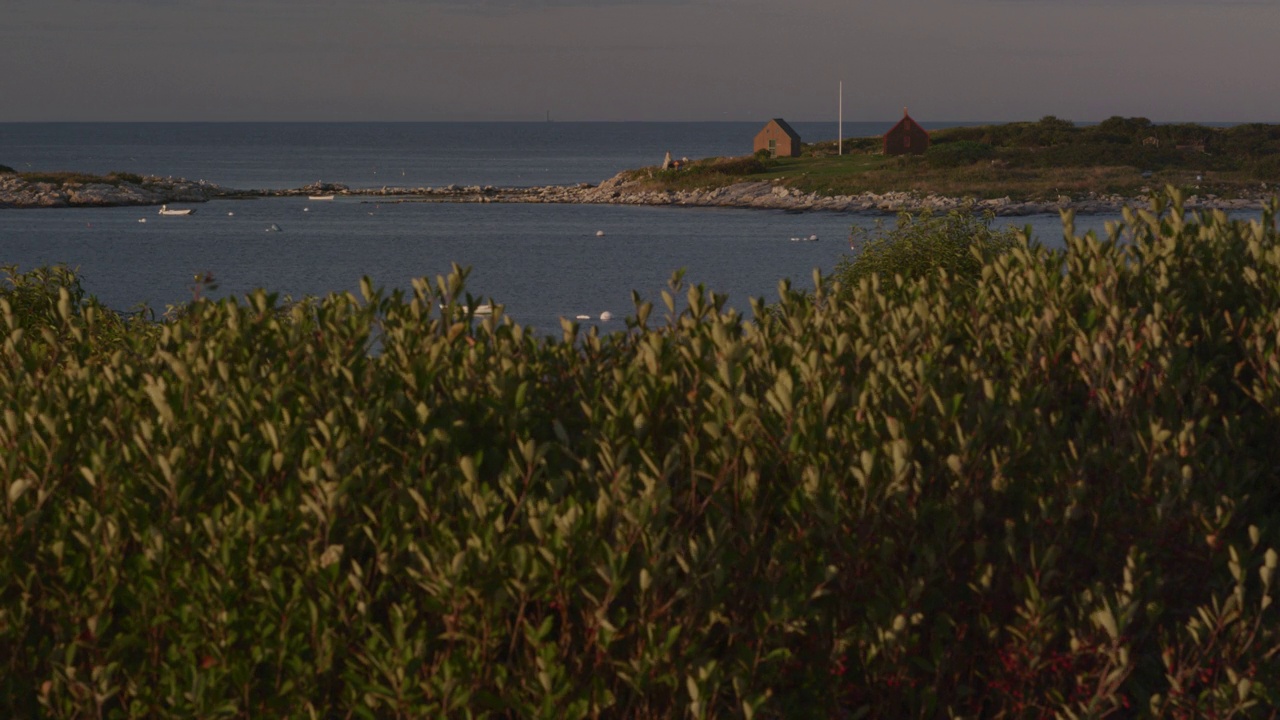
<box><xmin>4</xmin><ymin>194</ymin><xmax>1280</xmax><ymax>718</ymax></box>
<box><xmin>12</xmin><ymin>170</ymin><xmax>149</xmax><ymax>186</ymax></box>
<box><xmin>835</xmin><ymin>209</ymin><xmax>1020</xmax><ymax>295</ymax></box>
<box><xmin>930</xmin><ymin>116</ymin><xmax>1280</xmax><ymax>175</ymax></box>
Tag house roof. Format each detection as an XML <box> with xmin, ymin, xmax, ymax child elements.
<box><xmin>885</xmin><ymin>109</ymin><xmax>925</xmax><ymax>137</ymax></box>
<box><xmin>764</xmin><ymin>118</ymin><xmax>800</xmax><ymax>140</ymax></box>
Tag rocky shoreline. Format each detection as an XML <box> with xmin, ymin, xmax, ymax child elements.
<box><xmin>0</xmin><ymin>173</ymin><xmax>219</xmax><ymax>209</ymax></box>
<box><xmin>1</xmin><ymin>171</ymin><xmax>1269</xmax><ymax>216</ymax></box>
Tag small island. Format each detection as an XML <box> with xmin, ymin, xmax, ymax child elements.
<box><xmin>607</xmin><ymin>115</ymin><xmax>1280</xmax><ymax>214</ymax></box>
<box><xmin>4</xmin><ymin>117</ymin><xmax>1278</xmax><ymax>215</ymax></box>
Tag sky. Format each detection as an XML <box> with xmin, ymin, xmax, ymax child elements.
<box><xmin>3</xmin><ymin>0</ymin><xmax>1279</xmax><ymax>123</ymax></box>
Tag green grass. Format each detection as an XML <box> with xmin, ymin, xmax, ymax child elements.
<box><xmin>16</xmin><ymin>170</ymin><xmax>150</xmax><ymax>187</ymax></box>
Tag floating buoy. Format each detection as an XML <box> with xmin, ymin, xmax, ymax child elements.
<box><xmin>303</xmin><ymin>208</ymin><xmax>309</xmax><ymax>212</ymax></box>
<box><xmin>138</xmin><ymin>218</ymin><xmax>146</xmax><ymax>223</ymax></box>
<box><xmin>599</xmin><ymin>311</ymin><xmax>613</xmax><ymax>321</ymax></box>
<box><xmin>596</xmin><ymin>230</ymin><xmax>605</xmax><ymax>237</ymax></box>
<box><xmin>227</xmin><ymin>212</ymin><xmax>234</xmax><ymax>216</ymax></box>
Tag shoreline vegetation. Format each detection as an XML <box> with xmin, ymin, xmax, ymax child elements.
<box><xmin>4</xmin><ymin>197</ymin><xmax>1280</xmax><ymax>716</ymax></box>
<box><xmin>5</xmin><ymin>117</ymin><xmax>1279</xmax><ymax>215</ymax></box>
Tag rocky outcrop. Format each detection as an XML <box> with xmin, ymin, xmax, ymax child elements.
<box><xmin>0</xmin><ymin>173</ymin><xmax>221</xmax><ymax>209</ymax></box>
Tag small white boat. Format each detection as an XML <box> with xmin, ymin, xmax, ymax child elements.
<box><xmin>790</xmin><ymin>234</ymin><xmax>819</xmax><ymax>242</ymax></box>
<box><xmin>159</xmin><ymin>204</ymin><xmax>195</xmax><ymax>216</ymax></box>
<box><xmin>266</xmin><ymin>223</ymin><xmax>282</xmax><ymax>232</ymax></box>
<box><xmin>308</xmin><ymin>194</ymin><xmax>336</xmax><ymax>201</ymax></box>
<box><xmin>440</xmin><ymin>303</ymin><xmax>494</xmax><ymax>317</ymax></box>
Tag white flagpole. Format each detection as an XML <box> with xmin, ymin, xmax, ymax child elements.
<box><xmin>838</xmin><ymin>81</ymin><xmax>843</xmax><ymax>156</ymax></box>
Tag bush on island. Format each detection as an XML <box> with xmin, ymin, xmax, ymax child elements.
<box><xmin>924</xmin><ymin>140</ymin><xmax>996</xmax><ymax>168</ymax></box>
<box><xmin>834</xmin><ymin>207</ymin><xmax>1019</xmax><ymax>298</ymax></box>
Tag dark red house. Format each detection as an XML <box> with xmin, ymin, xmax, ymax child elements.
<box><xmin>754</xmin><ymin>119</ymin><xmax>801</xmax><ymax>158</ymax></box>
<box><xmin>883</xmin><ymin>109</ymin><xmax>930</xmax><ymax>156</ymax></box>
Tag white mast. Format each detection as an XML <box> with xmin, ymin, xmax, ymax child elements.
<box><xmin>838</xmin><ymin>81</ymin><xmax>843</xmax><ymax>156</ymax></box>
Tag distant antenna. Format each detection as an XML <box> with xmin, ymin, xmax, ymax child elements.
<box><xmin>546</xmin><ymin>110</ymin><xmax>551</xmax><ymax>122</ymax></box>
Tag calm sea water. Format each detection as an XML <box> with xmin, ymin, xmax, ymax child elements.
<box><xmin>1</xmin><ymin>121</ymin><xmax>985</xmax><ymax>190</ymax></box>
<box><xmin>2</xmin><ymin>122</ymin><xmax>1122</xmax><ymax>331</ymax></box>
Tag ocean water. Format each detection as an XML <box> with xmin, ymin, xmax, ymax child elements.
<box><xmin>2</xmin><ymin>121</ymin><xmax>916</xmax><ymax>190</ymax></box>
<box><xmin>2</xmin><ymin>122</ymin><xmax>1125</xmax><ymax>330</ymax></box>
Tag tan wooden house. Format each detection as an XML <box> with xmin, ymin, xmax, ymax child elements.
<box><xmin>754</xmin><ymin>119</ymin><xmax>801</xmax><ymax>158</ymax></box>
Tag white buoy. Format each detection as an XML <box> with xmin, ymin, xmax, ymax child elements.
<box><xmin>596</xmin><ymin>230</ymin><xmax>605</xmax><ymax>237</ymax></box>
<box><xmin>227</xmin><ymin>212</ymin><xmax>234</xmax><ymax>216</ymax></box>
<box><xmin>138</xmin><ymin>218</ymin><xmax>146</xmax><ymax>223</ymax></box>
<box><xmin>599</xmin><ymin>311</ymin><xmax>613</xmax><ymax>321</ymax></box>
<box><xmin>303</xmin><ymin>207</ymin><xmax>310</xmax><ymax>212</ymax></box>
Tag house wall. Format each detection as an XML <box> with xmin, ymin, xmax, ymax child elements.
<box><xmin>753</xmin><ymin>123</ymin><xmax>800</xmax><ymax>158</ymax></box>
<box><xmin>884</xmin><ymin>120</ymin><xmax>930</xmax><ymax>156</ymax></box>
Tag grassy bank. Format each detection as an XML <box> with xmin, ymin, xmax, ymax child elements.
<box><xmin>4</xmin><ymin>170</ymin><xmax>150</xmax><ymax>187</ymax></box>
<box><xmin>625</xmin><ymin>117</ymin><xmax>1280</xmax><ymax>202</ymax></box>
<box><xmin>3</xmin><ymin>196</ymin><xmax>1280</xmax><ymax>717</ymax></box>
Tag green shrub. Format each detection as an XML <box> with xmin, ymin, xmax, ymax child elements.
<box><xmin>698</xmin><ymin>155</ymin><xmax>769</xmax><ymax>176</ymax></box>
<box><xmin>834</xmin><ymin>208</ymin><xmax>1019</xmax><ymax>296</ymax></box>
<box><xmin>0</xmin><ymin>264</ymin><xmax>150</xmax><ymax>363</ymax></box>
<box><xmin>3</xmin><ymin>194</ymin><xmax>1280</xmax><ymax>717</ymax></box>
<box><xmin>15</xmin><ymin>170</ymin><xmax>147</xmax><ymax>187</ymax></box>
<box><xmin>108</xmin><ymin>171</ymin><xmax>146</xmax><ymax>185</ymax></box>
<box><xmin>1249</xmin><ymin>154</ymin><xmax>1280</xmax><ymax>181</ymax></box>
<box><xmin>925</xmin><ymin>140</ymin><xmax>996</xmax><ymax>168</ymax></box>
<box><xmin>0</xmin><ymin>163</ymin><xmax>14</xmax><ymax>174</ymax></box>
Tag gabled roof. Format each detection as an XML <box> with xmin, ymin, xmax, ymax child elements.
<box><xmin>885</xmin><ymin>109</ymin><xmax>925</xmax><ymax>137</ymax></box>
<box><xmin>765</xmin><ymin>118</ymin><xmax>800</xmax><ymax>140</ymax></box>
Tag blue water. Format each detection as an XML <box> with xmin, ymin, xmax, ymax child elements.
<box><xmin>0</xmin><ymin>122</ymin><xmax>1123</xmax><ymax>330</ymax></box>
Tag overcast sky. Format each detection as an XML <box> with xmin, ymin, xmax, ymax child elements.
<box><xmin>3</xmin><ymin>0</ymin><xmax>1278</xmax><ymax>123</ymax></box>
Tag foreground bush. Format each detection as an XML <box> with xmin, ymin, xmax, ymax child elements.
<box><xmin>836</xmin><ymin>208</ymin><xmax>1020</xmax><ymax>297</ymax></box>
<box><xmin>3</xmin><ymin>194</ymin><xmax>1280</xmax><ymax>718</ymax></box>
